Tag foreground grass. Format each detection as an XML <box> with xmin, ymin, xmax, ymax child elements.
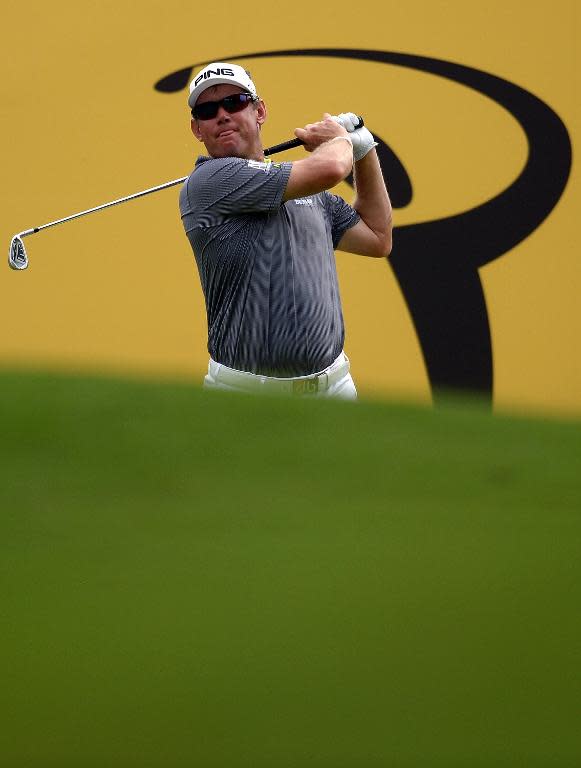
<box><xmin>1</xmin><ymin>371</ymin><xmax>580</xmax><ymax>767</ymax></box>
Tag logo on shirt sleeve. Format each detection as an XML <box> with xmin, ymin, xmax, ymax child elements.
<box><xmin>247</xmin><ymin>159</ymin><xmax>272</xmax><ymax>172</ymax></box>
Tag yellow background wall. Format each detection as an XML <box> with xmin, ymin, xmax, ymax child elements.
<box><xmin>1</xmin><ymin>1</ymin><xmax>578</xmax><ymax>416</ymax></box>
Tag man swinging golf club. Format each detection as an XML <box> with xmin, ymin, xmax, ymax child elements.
<box><xmin>180</xmin><ymin>62</ymin><xmax>393</xmax><ymax>398</ymax></box>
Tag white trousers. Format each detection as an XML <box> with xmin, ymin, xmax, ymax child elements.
<box><xmin>203</xmin><ymin>352</ymin><xmax>357</xmax><ymax>400</ymax></box>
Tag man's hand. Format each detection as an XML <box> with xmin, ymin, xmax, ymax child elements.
<box><xmin>333</xmin><ymin>112</ymin><xmax>361</xmax><ymax>132</ymax></box>
<box><xmin>333</xmin><ymin>112</ymin><xmax>377</xmax><ymax>162</ymax></box>
<box><xmin>284</xmin><ymin>114</ymin><xmax>353</xmax><ymax>201</ymax></box>
<box><xmin>294</xmin><ymin>113</ymin><xmax>350</xmax><ymax>152</ymax></box>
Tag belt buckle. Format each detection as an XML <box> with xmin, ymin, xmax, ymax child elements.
<box><xmin>292</xmin><ymin>376</ymin><xmax>319</xmax><ymax>395</ymax></box>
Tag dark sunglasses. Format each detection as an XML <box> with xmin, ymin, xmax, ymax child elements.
<box><xmin>192</xmin><ymin>92</ymin><xmax>257</xmax><ymax>121</ymax></box>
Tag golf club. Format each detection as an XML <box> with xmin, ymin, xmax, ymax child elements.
<box><xmin>8</xmin><ymin>117</ymin><xmax>363</xmax><ymax>271</ymax></box>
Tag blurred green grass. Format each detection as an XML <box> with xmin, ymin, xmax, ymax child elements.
<box><xmin>1</xmin><ymin>370</ymin><xmax>580</xmax><ymax>768</ymax></box>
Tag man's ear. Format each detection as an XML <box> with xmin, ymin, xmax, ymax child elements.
<box><xmin>191</xmin><ymin>118</ymin><xmax>202</xmax><ymax>140</ymax></box>
<box><xmin>256</xmin><ymin>100</ymin><xmax>267</xmax><ymax>128</ymax></box>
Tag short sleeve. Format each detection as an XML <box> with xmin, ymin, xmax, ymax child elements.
<box><xmin>181</xmin><ymin>157</ymin><xmax>292</xmax><ymax>218</ymax></box>
<box><xmin>322</xmin><ymin>192</ymin><xmax>361</xmax><ymax>248</ymax></box>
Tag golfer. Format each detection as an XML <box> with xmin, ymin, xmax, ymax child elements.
<box><xmin>180</xmin><ymin>62</ymin><xmax>393</xmax><ymax>398</ymax></box>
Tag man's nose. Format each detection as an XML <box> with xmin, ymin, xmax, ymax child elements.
<box><xmin>216</xmin><ymin>106</ymin><xmax>231</xmax><ymax>122</ymax></box>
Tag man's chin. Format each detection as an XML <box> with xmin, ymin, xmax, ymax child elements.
<box><xmin>210</xmin><ymin>135</ymin><xmax>242</xmax><ymax>158</ymax></box>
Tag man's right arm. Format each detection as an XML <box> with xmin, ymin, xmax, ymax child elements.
<box><xmin>282</xmin><ymin>115</ymin><xmax>353</xmax><ymax>201</ymax></box>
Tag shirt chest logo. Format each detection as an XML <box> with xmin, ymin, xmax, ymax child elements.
<box><xmin>295</xmin><ymin>197</ymin><xmax>314</xmax><ymax>206</ymax></box>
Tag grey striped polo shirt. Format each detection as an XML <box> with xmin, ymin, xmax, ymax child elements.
<box><xmin>179</xmin><ymin>155</ymin><xmax>360</xmax><ymax>377</ymax></box>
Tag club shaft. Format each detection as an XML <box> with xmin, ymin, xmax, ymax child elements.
<box><xmin>20</xmin><ymin>177</ymin><xmax>188</xmax><ymax>238</ymax></box>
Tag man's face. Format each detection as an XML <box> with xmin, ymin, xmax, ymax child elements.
<box><xmin>191</xmin><ymin>84</ymin><xmax>266</xmax><ymax>160</ymax></box>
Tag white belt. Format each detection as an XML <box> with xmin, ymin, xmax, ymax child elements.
<box><xmin>209</xmin><ymin>353</ymin><xmax>350</xmax><ymax>395</ymax></box>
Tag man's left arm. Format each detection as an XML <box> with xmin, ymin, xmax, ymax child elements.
<box><xmin>336</xmin><ymin>118</ymin><xmax>393</xmax><ymax>258</ymax></box>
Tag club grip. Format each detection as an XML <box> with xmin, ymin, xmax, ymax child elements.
<box><xmin>264</xmin><ymin>116</ymin><xmax>364</xmax><ymax>157</ymax></box>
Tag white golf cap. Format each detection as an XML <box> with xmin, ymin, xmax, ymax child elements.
<box><xmin>188</xmin><ymin>62</ymin><xmax>258</xmax><ymax>108</ymax></box>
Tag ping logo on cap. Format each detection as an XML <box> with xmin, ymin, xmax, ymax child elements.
<box><xmin>194</xmin><ymin>67</ymin><xmax>235</xmax><ymax>87</ymax></box>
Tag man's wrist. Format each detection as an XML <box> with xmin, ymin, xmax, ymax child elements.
<box><xmin>353</xmin><ymin>142</ymin><xmax>378</xmax><ymax>162</ymax></box>
<box><xmin>327</xmin><ymin>135</ymin><xmax>353</xmax><ymax>149</ymax></box>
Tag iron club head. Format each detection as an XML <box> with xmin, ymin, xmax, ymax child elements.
<box><xmin>8</xmin><ymin>234</ymin><xmax>29</xmax><ymax>270</ymax></box>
